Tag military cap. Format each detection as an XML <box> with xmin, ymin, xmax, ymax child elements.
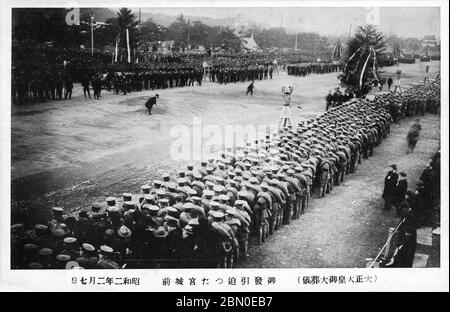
<box><xmin>88</xmin><ymin>202</ymin><xmax>102</xmax><ymax>213</ymax></box>
<box><xmin>100</xmin><ymin>245</ymin><xmax>114</xmax><ymax>253</ymax></box>
<box><xmin>144</xmin><ymin>194</ymin><xmax>155</xmax><ymax>202</ymax></box>
<box><xmin>188</xmin><ymin>218</ymin><xmax>199</xmax><ymax>227</ymax></box>
<box><xmin>205</xmin><ymin>180</ymin><xmax>215</xmax><ymax>188</ymax></box>
<box><xmin>209</xmin><ymin>210</ymin><xmax>225</xmax><ymax>219</ymax></box>
<box><xmin>203</xmin><ymin>189</ymin><xmax>215</xmax><ymax>197</ymax></box>
<box><xmin>11</xmin><ymin>223</ymin><xmax>24</xmax><ymax>234</ymax></box>
<box><xmin>52</xmin><ymin>207</ymin><xmax>64</xmax><ymax>214</ymax></box>
<box><xmin>63</xmin><ymin>237</ymin><xmax>77</xmax><ymax>245</ymax></box>
<box><xmin>82</xmin><ymin>243</ymin><xmax>96</xmax><ymax>252</ymax></box>
<box><xmin>56</xmin><ymin>254</ymin><xmax>71</xmax><ymax>262</ymax></box>
<box><xmin>159</xmin><ymin>198</ymin><xmax>170</xmax><ymax>205</ymax></box>
<box><xmin>167</xmin><ymin>182</ymin><xmax>177</xmax><ymax>191</ymax></box>
<box><xmin>147</xmin><ymin>205</ymin><xmax>160</xmax><ymax>213</ymax></box>
<box><xmin>141</xmin><ymin>184</ymin><xmax>151</xmax><ymax>193</ymax></box>
<box><xmin>52</xmin><ymin>228</ymin><xmax>68</xmax><ymax>237</ymax></box>
<box><xmin>35</xmin><ymin>224</ymin><xmax>48</xmax><ymax>231</ymax></box>
<box><xmin>107</xmin><ymin>205</ymin><xmax>120</xmax><ymax>213</ymax></box>
<box><xmin>122</xmin><ymin>193</ymin><xmax>133</xmax><ymax>201</ymax></box>
<box><xmin>210</xmin><ymin>201</ymin><xmax>221</xmax><ymax>208</ymax></box>
<box><xmin>105</xmin><ymin>197</ymin><xmax>116</xmax><ymax>205</ymax></box>
<box><xmin>213</xmin><ymin>184</ymin><xmax>225</xmax><ymax>193</ymax></box>
<box><xmin>28</xmin><ymin>262</ymin><xmax>43</xmax><ymax>269</ymax></box>
<box><xmin>117</xmin><ymin>225</ymin><xmax>132</xmax><ymax>238</ymax></box>
<box><xmin>153</xmin><ymin>227</ymin><xmax>168</xmax><ymax>238</ymax></box>
<box><xmin>156</xmin><ymin>189</ymin><xmax>166</xmax><ymax>196</ymax></box>
<box><xmin>24</xmin><ymin>243</ymin><xmax>38</xmax><ymax>251</ymax></box>
<box><xmin>38</xmin><ymin>248</ymin><xmax>54</xmax><ymax>256</ymax></box>
<box><xmin>237</xmin><ymin>190</ymin><xmax>248</xmax><ymax>198</ymax></box>
<box><xmin>123</xmin><ymin>201</ymin><xmax>136</xmax><ymax>210</ymax></box>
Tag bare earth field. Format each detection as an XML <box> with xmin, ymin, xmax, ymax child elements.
<box><xmin>11</xmin><ymin>61</ymin><xmax>441</xmax><ymax>267</ymax></box>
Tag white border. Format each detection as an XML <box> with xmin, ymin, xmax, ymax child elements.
<box><xmin>0</xmin><ymin>0</ymin><xmax>448</xmax><ymax>292</ymax></box>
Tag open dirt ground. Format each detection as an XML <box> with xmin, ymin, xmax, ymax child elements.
<box><xmin>10</xmin><ymin>61</ymin><xmax>441</xmax><ymax>267</ymax></box>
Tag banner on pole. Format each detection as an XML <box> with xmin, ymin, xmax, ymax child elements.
<box><xmin>126</xmin><ymin>29</ymin><xmax>131</xmax><ymax>63</ymax></box>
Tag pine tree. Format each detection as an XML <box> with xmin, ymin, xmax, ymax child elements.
<box><xmin>339</xmin><ymin>25</ymin><xmax>386</xmax><ymax>97</ymax></box>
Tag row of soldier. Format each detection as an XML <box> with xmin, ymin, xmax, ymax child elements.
<box><xmin>12</xmin><ymin>80</ymin><xmax>440</xmax><ymax>270</ymax></box>
<box><xmin>380</xmin><ymin>78</ymin><xmax>441</xmax><ymax>123</ymax></box>
<box><xmin>209</xmin><ymin>65</ymin><xmax>273</xmax><ymax>84</ymax></box>
<box><xmin>12</xmin><ymin>69</ymin><xmax>75</xmax><ymax>104</ymax></box>
<box><xmin>287</xmin><ymin>63</ymin><xmax>343</xmax><ymax>77</ymax></box>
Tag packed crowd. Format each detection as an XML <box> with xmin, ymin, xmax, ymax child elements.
<box><xmin>377</xmin><ymin>78</ymin><xmax>441</xmax><ymax>122</ymax></box>
<box><xmin>325</xmin><ymin>87</ymin><xmax>356</xmax><ymax>110</ymax></box>
<box><xmin>11</xmin><ymin>78</ymin><xmax>440</xmax><ymax>270</ymax></box>
<box><xmin>12</xmin><ymin>43</ymin><xmax>110</xmax><ymax>104</ymax></box>
<box><xmin>13</xmin><ymin>45</ymin><xmax>339</xmax><ymax>104</ymax></box>
<box><xmin>379</xmin><ymin>148</ymin><xmax>441</xmax><ymax>268</ymax></box>
<box><xmin>286</xmin><ymin>63</ymin><xmax>342</xmax><ymax>76</ymax></box>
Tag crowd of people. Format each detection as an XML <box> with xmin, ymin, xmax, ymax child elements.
<box><xmin>286</xmin><ymin>63</ymin><xmax>342</xmax><ymax>76</ymax></box>
<box><xmin>12</xmin><ymin>43</ymin><xmax>110</xmax><ymax>104</ymax></box>
<box><xmin>11</xmin><ymin>78</ymin><xmax>440</xmax><ymax>270</ymax></box>
<box><xmin>378</xmin><ymin>78</ymin><xmax>441</xmax><ymax>122</ymax></box>
<box><xmin>13</xmin><ymin>44</ymin><xmax>339</xmax><ymax>104</ymax></box>
<box><xmin>380</xmin><ymin>148</ymin><xmax>440</xmax><ymax>268</ymax></box>
<box><xmin>325</xmin><ymin>87</ymin><xmax>356</xmax><ymax>110</ymax></box>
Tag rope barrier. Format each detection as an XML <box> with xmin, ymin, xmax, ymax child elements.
<box><xmin>368</xmin><ymin>217</ymin><xmax>405</xmax><ymax>268</ymax></box>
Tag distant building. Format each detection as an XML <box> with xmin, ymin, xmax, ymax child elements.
<box><xmin>421</xmin><ymin>35</ymin><xmax>438</xmax><ymax>47</ymax></box>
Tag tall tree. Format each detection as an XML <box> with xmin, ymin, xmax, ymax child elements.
<box><xmin>168</xmin><ymin>15</ymin><xmax>189</xmax><ymax>50</ymax></box>
<box><xmin>339</xmin><ymin>24</ymin><xmax>386</xmax><ymax>97</ymax></box>
<box><xmin>12</xmin><ymin>8</ymin><xmax>71</xmax><ymax>46</ymax></box>
<box><xmin>139</xmin><ymin>19</ymin><xmax>169</xmax><ymax>43</ymax></box>
<box><xmin>109</xmin><ymin>8</ymin><xmax>139</xmax><ymax>61</ymax></box>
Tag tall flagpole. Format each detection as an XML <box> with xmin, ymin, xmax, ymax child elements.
<box><xmin>139</xmin><ymin>8</ymin><xmax>141</xmax><ymax>29</ymax></box>
<box><xmin>126</xmin><ymin>28</ymin><xmax>131</xmax><ymax>63</ymax></box>
<box><xmin>114</xmin><ymin>35</ymin><xmax>119</xmax><ymax>63</ymax></box>
<box><xmin>187</xmin><ymin>19</ymin><xmax>190</xmax><ymax>52</ymax></box>
<box><xmin>90</xmin><ymin>9</ymin><xmax>94</xmax><ymax>56</ymax></box>
<box><xmin>295</xmin><ymin>33</ymin><xmax>298</xmax><ymax>51</ymax></box>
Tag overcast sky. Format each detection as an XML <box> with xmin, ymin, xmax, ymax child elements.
<box><xmin>139</xmin><ymin>7</ymin><xmax>440</xmax><ymax>39</ymax></box>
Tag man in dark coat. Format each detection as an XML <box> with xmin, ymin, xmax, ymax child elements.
<box><xmin>406</xmin><ymin>119</ymin><xmax>421</xmax><ymax>153</ymax></box>
<box><xmin>382</xmin><ymin>164</ymin><xmax>399</xmax><ymax>210</ymax></box>
<box><xmin>81</xmin><ymin>75</ymin><xmax>91</xmax><ymax>99</ymax></box>
<box><xmin>246</xmin><ymin>81</ymin><xmax>255</xmax><ymax>96</ymax></box>
<box><xmin>64</xmin><ymin>76</ymin><xmax>73</xmax><ymax>100</ymax></box>
<box><xmin>395</xmin><ymin>172</ymin><xmax>408</xmax><ymax>207</ymax></box>
<box><xmin>145</xmin><ymin>94</ymin><xmax>159</xmax><ymax>115</ymax></box>
<box><xmin>387</xmin><ymin>76</ymin><xmax>393</xmax><ymax>90</ymax></box>
<box><xmin>325</xmin><ymin>90</ymin><xmax>333</xmax><ymax>111</ymax></box>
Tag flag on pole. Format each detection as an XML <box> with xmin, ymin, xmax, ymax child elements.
<box><xmin>126</xmin><ymin>28</ymin><xmax>131</xmax><ymax>63</ymax></box>
<box><xmin>115</xmin><ymin>35</ymin><xmax>119</xmax><ymax>63</ymax></box>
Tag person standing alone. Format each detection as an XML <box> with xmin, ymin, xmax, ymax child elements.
<box><xmin>145</xmin><ymin>94</ymin><xmax>159</xmax><ymax>115</ymax></box>
<box><xmin>246</xmin><ymin>81</ymin><xmax>255</xmax><ymax>96</ymax></box>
